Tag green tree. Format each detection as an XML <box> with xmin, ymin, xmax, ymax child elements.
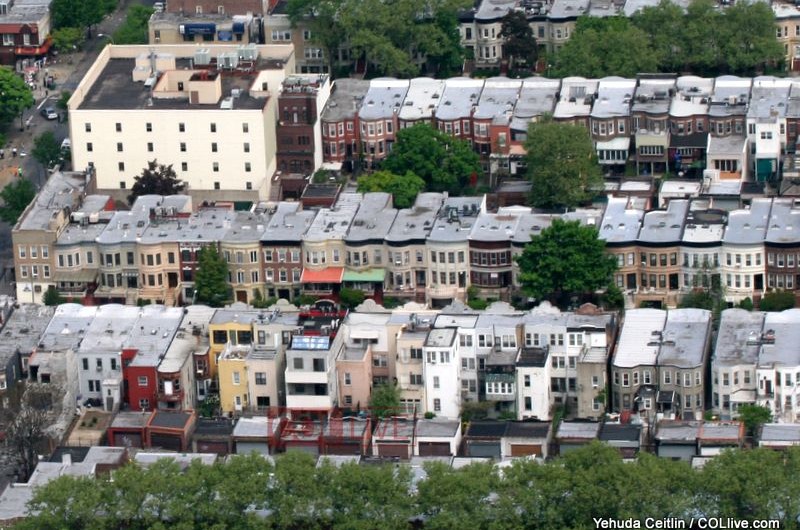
<box><xmin>736</xmin><ymin>404</ymin><xmax>772</xmax><ymax>437</ymax></box>
<box><xmin>338</xmin><ymin>287</ymin><xmax>365</xmax><ymax>309</ymax></box>
<box><xmin>631</xmin><ymin>0</ymin><xmax>686</xmax><ymax>71</ymax></box>
<box><xmin>0</xmin><ymin>178</ymin><xmax>36</xmax><ymax>224</ymax></box>
<box><xmin>112</xmin><ymin>5</ymin><xmax>154</xmax><ymax>44</ymax></box>
<box><xmin>679</xmin><ymin>289</ymin><xmax>717</xmax><ymax>310</ymax></box>
<box><xmin>50</xmin><ymin>0</ymin><xmax>104</xmax><ymax>34</ymax></box>
<box><xmin>0</xmin><ymin>67</ymin><xmax>34</xmax><ymax>129</ymax></box>
<box><xmin>516</xmin><ymin>219</ymin><xmax>617</xmax><ymax>304</ymax></box>
<box><xmin>194</xmin><ymin>246</ymin><xmax>230</xmax><ymax>307</ymax></box>
<box><xmin>525</xmin><ymin>118</ymin><xmax>602</xmax><ymax>209</ymax></box>
<box><xmin>719</xmin><ymin>1</ymin><xmax>782</xmax><ymax>74</ymax></box>
<box><xmin>759</xmin><ymin>290</ymin><xmax>796</xmax><ymax>312</ymax></box>
<box><xmin>499</xmin><ymin>10</ymin><xmax>538</xmax><ymax>69</ymax></box>
<box><xmin>42</xmin><ymin>286</ymin><xmax>65</xmax><ymax>306</ymax></box>
<box><xmin>356</xmin><ymin>170</ymin><xmax>425</xmax><ymax>208</ymax></box>
<box><xmin>602</xmin><ymin>283</ymin><xmax>624</xmax><ymax>310</ymax></box>
<box><xmin>383</xmin><ymin>123</ymin><xmax>480</xmax><ymax>196</ymax></box>
<box><xmin>369</xmin><ymin>383</ymin><xmax>401</xmax><ymax>418</ymax></box>
<box><xmin>50</xmin><ymin>27</ymin><xmax>85</xmax><ymax>54</ymax></box>
<box><xmin>553</xmin><ymin>17</ymin><xmax>658</xmax><ymax>78</ymax></box>
<box><xmin>56</xmin><ymin>91</ymin><xmax>71</xmax><ymax>111</ymax></box>
<box><xmin>32</xmin><ymin>131</ymin><xmax>62</xmax><ymax>169</ymax></box>
<box><xmin>286</xmin><ymin>0</ymin><xmax>347</xmax><ymax>77</ymax></box>
<box><xmin>127</xmin><ymin>159</ymin><xmax>186</xmax><ymax>205</ymax></box>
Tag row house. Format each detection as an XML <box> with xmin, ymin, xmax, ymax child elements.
<box><xmin>591</xmin><ymin>77</ymin><xmax>636</xmax><ymax>172</ymax></box>
<box><xmin>668</xmin><ymin>76</ymin><xmax>712</xmax><ymax>177</ymax></box>
<box><xmin>426</xmin><ymin>197</ymin><xmax>485</xmax><ymax>307</ymax></box>
<box><xmin>460</xmin><ymin>0</ymin><xmax>514</xmax><ymax>67</ymax></box>
<box><xmin>335</xmin><ymin>312</ymin><xmax>396</xmax><ymax>411</ymax></box>
<box><xmin>764</xmin><ymin>198</ymin><xmax>800</xmax><ymax>293</ymax></box>
<box><xmin>706</xmin><ymin>76</ymin><xmax>751</xmax><ymax>181</ymax></box>
<box><xmin>222</xmin><ymin>211</ymin><xmax>272</xmax><ymax>304</ymax></box>
<box><xmin>602</xmin><ymin>196</ymin><xmax>645</xmax><ymax>294</ymax></box>
<box><xmin>632</xmin><ymin>76</ymin><xmax>675</xmax><ymax>175</ymax></box>
<box><xmin>275</xmin><ymin>74</ymin><xmax>331</xmax><ymax>176</ymax></box>
<box><xmin>343</xmin><ymin>192</ymin><xmax>396</xmax><ymax>303</ymax></box>
<box><xmin>0</xmin><ymin>0</ymin><xmax>53</xmax><ymax>65</ymax></box>
<box><xmin>720</xmin><ymin>198</ymin><xmax>770</xmax><ymax>303</ymax></box>
<box><xmin>398</xmin><ymin>78</ymin><xmax>445</xmax><ymax>129</ymax></box>
<box><xmin>711</xmin><ymin>308</ymin><xmax>765</xmax><ymax>418</ymax></box>
<box><xmin>747</xmin><ymin>76</ymin><xmax>792</xmax><ymax>182</ymax></box>
<box><xmin>494</xmin><ymin>77</ymin><xmax>559</xmax><ymax>177</ymax></box>
<box><xmin>393</xmin><ymin>312</ymin><xmax>438</xmax><ymax>415</ymax></box>
<box><xmin>0</xmin><ymin>303</ymin><xmax>52</xmax><ymax>405</ymax></box>
<box><xmin>358</xmin><ymin>78</ymin><xmax>409</xmax><ymax>167</ymax></box>
<box><xmin>265</xmin><ymin>0</ymin><xmax>330</xmax><ymax>74</ymax></box>
<box><xmin>553</xmin><ymin>77</ymin><xmax>598</xmax><ymax>128</ymax></box>
<box><xmin>680</xmin><ymin>207</ymin><xmax>726</xmax><ymax>292</ymax></box>
<box><xmin>611</xmin><ymin>308</ymin><xmax>713</xmax><ymax>420</ymax></box>
<box><xmin>11</xmin><ymin>171</ymin><xmax>102</xmax><ymax>304</ymax></box>
<box><xmin>434</xmin><ymin>77</ymin><xmax>483</xmax><ymax>143</ymax></box>
<box><xmin>757</xmin><ymin>310</ymin><xmax>800</xmax><ymax>422</ymax></box>
<box><xmin>384</xmin><ymin>193</ymin><xmax>445</xmax><ymax>303</ymax></box>
<box><xmin>473</xmin><ymin>313</ymin><xmax>522</xmax><ymax>413</ymax></box>
<box><xmin>159</xmin><ymin>305</ymin><xmax>214</xmax><ymax>409</ymax></box>
<box><xmin>472</xmin><ymin>77</ymin><xmax>521</xmax><ymax>160</ymax></box>
<box><xmin>635</xmin><ymin>199</ymin><xmax>688</xmax><ymax>307</ymax></box>
<box><xmin>517</xmin><ymin>309</ymin><xmax>613</xmax><ymax>421</ymax></box>
<box><xmin>300</xmin><ymin>193</ymin><xmax>361</xmax><ymax>298</ymax></box>
<box><xmin>284</xmin><ymin>324</ymin><xmax>343</xmax><ymax>415</ymax></box>
<box><xmin>261</xmin><ymin>202</ymin><xmax>315</xmax><ymax>302</ymax></box>
<box><xmin>319</xmin><ymin>78</ymin><xmax>370</xmax><ymax>170</ymax></box>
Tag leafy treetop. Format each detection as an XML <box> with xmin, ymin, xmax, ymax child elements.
<box><xmin>356</xmin><ymin>170</ymin><xmax>425</xmax><ymax>209</ymax></box>
<box><xmin>525</xmin><ymin>117</ymin><xmax>602</xmax><ymax>209</ymax></box>
<box><xmin>0</xmin><ymin>68</ymin><xmax>34</xmax><ymax>126</ymax></box>
<box><xmin>0</xmin><ymin>178</ymin><xmax>36</xmax><ymax>225</ymax></box>
<box><xmin>127</xmin><ymin>159</ymin><xmax>186</xmax><ymax>205</ymax></box>
<box><xmin>516</xmin><ymin>218</ymin><xmax>617</xmax><ymax>304</ymax></box>
<box><xmin>382</xmin><ymin>123</ymin><xmax>480</xmax><ymax>196</ymax></box>
<box><xmin>193</xmin><ymin>246</ymin><xmax>230</xmax><ymax>307</ymax></box>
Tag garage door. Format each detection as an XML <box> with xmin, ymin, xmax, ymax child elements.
<box><xmin>418</xmin><ymin>442</ymin><xmax>452</xmax><ymax>457</ymax></box>
<box><xmin>236</xmin><ymin>441</ymin><xmax>269</xmax><ymax>455</ymax></box>
<box><xmin>113</xmin><ymin>432</ymin><xmax>143</xmax><ymax>448</ymax></box>
<box><xmin>377</xmin><ymin>443</ymin><xmax>410</xmax><ymax>459</ymax></box>
<box><xmin>151</xmin><ymin>433</ymin><xmax>182</xmax><ymax>451</ymax></box>
<box><xmin>285</xmin><ymin>443</ymin><xmax>320</xmax><ymax>456</ymax></box>
<box><xmin>510</xmin><ymin>444</ymin><xmax>542</xmax><ymax>457</ymax></box>
<box><xmin>324</xmin><ymin>442</ymin><xmax>361</xmax><ymax>455</ymax></box>
<box><xmin>466</xmin><ymin>441</ymin><xmax>501</xmax><ymax>459</ymax></box>
<box><xmin>196</xmin><ymin>440</ymin><xmax>230</xmax><ymax>455</ymax></box>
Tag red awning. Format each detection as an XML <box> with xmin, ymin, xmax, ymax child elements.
<box><xmin>301</xmin><ymin>267</ymin><xmax>344</xmax><ymax>283</ymax></box>
<box><xmin>16</xmin><ymin>37</ymin><xmax>51</xmax><ymax>56</ymax></box>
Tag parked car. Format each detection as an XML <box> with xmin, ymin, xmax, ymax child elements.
<box><xmin>40</xmin><ymin>107</ymin><xmax>57</xmax><ymax>120</ymax></box>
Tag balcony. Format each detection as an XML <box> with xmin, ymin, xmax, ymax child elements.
<box><xmin>285</xmin><ymin>369</ymin><xmax>329</xmax><ymax>385</ymax></box>
<box><xmin>157</xmin><ymin>389</ymin><xmax>184</xmax><ymax>403</ymax></box>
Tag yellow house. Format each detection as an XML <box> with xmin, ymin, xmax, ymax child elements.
<box><xmin>217</xmin><ymin>344</ymin><xmax>250</xmax><ymax>414</ymax></box>
<box><xmin>208</xmin><ymin>310</ymin><xmax>255</xmax><ymax>379</ymax></box>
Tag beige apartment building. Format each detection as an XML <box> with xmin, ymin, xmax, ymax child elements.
<box><xmin>68</xmin><ymin>44</ymin><xmax>294</xmax><ymax>202</ymax></box>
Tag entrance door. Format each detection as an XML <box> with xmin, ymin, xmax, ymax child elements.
<box><xmin>236</xmin><ymin>290</ymin><xmax>247</xmax><ymax>303</ymax></box>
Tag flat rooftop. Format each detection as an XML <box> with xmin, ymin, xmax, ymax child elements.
<box><xmin>304</xmin><ymin>193</ymin><xmax>361</xmax><ymax>241</ymax></box>
<box><xmin>656</xmin><ymin>309</ymin><xmax>712</xmax><ymax>369</ymax></box>
<box><xmin>385</xmin><ymin>192</ymin><xmax>445</xmax><ymax>243</ymax></box>
<box><xmin>554</xmin><ymin>77</ymin><xmax>598</xmax><ymax>120</ymax></box>
<box><xmin>358</xmin><ymin>78</ymin><xmax>409</xmax><ymax>121</ymax></box>
<box><xmin>765</xmin><ymin>198</ymin><xmax>800</xmax><ymax>244</ymax></box>
<box><xmin>474</xmin><ymin>77</ymin><xmax>522</xmax><ymax>124</ymax></box>
<box><xmin>638</xmin><ymin>199</ymin><xmax>688</xmax><ymax>244</ymax></box>
<box><xmin>0</xmin><ymin>304</ymin><xmax>54</xmax><ymax>367</ymax></box>
<box><xmin>556</xmin><ymin>421</ymin><xmax>600</xmax><ymax>440</ymax></box>
<box><xmin>591</xmin><ymin>77</ymin><xmax>636</xmax><ymax>119</ymax></box>
<box><xmin>16</xmin><ymin>171</ymin><xmax>86</xmax><ymax>232</ymax></box>
<box><xmin>427</xmin><ymin>197</ymin><xmax>483</xmax><ymax>243</ymax></box>
<box><xmin>346</xmin><ymin>192</ymin><xmax>396</xmax><ymax>243</ymax></box>
<box><xmin>435</xmin><ymin>77</ymin><xmax>483</xmax><ymax>121</ymax></box>
<box><xmin>510</xmin><ymin>78</ymin><xmax>559</xmax><ymax>132</ymax></box>
<box><xmin>0</xmin><ymin>0</ymin><xmax>50</xmax><ymax>23</ymax></box>
<box><xmin>399</xmin><ymin>78</ymin><xmax>445</xmax><ymax>122</ymax></box>
<box><xmin>759</xmin><ymin>309</ymin><xmax>800</xmax><ymax>368</ymax></box>
<box><xmin>599</xmin><ymin>196</ymin><xmax>643</xmax><ymax>244</ymax></box>
<box><xmin>321</xmin><ymin>78</ymin><xmax>370</xmax><ymax>122</ymax></box>
<box><xmin>613</xmin><ymin>308</ymin><xmax>667</xmax><ymax>369</ymax></box>
<box><xmin>723</xmin><ymin>198</ymin><xmax>772</xmax><ymax>245</ymax></box>
<box><xmin>37</xmin><ymin>304</ymin><xmax>100</xmax><ymax>352</ymax></box>
<box><xmin>261</xmin><ymin>202</ymin><xmax>317</xmax><ymax>243</ymax></box>
<box><xmin>709</xmin><ymin>75</ymin><xmax>751</xmax><ymax>118</ymax></box>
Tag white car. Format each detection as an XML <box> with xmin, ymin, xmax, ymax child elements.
<box><xmin>60</xmin><ymin>138</ymin><xmax>71</xmax><ymax>151</ymax></box>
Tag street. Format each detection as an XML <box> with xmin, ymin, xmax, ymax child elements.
<box><xmin>0</xmin><ymin>0</ymin><xmax>138</xmax><ymax>298</ymax></box>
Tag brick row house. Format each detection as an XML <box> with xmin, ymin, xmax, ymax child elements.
<box><xmin>0</xmin><ymin>0</ymin><xmax>53</xmax><ymax>66</ymax></box>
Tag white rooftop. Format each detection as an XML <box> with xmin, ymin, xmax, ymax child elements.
<box><xmin>613</xmin><ymin>308</ymin><xmax>667</xmax><ymax>368</ymax></box>
<box><xmin>358</xmin><ymin>78</ymin><xmax>409</xmax><ymax>121</ymax></box>
<box><xmin>554</xmin><ymin>77</ymin><xmax>598</xmax><ymax>120</ymax></box>
<box><xmin>398</xmin><ymin>78</ymin><xmax>445</xmax><ymax>122</ymax></box>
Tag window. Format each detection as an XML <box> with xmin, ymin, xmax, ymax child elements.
<box><xmin>138</xmin><ymin>376</ymin><xmax>148</xmax><ymax>387</ymax></box>
<box><xmin>82</xmin><ymin>358</ymin><xmax>89</xmax><ymax>370</ymax></box>
<box><xmin>244</xmin><ymin>142</ymin><xmax>250</xmax><ymax>153</ymax></box>
<box><xmin>115</xmin><ymin>123</ymin><xmax>122</xmax><ymax>132</ymax></box>
<box><xmin>210</xmin><ymin>123</ymin><xmax>217</xmax><ymax>133</ymax></box>
<box><xmin>459</xmin><ymin>334</ymin><xmax>473</xmax><ymax>347</ymax></box>
<box><xmin>87</xmin><ymin>142</ymin><xmax>93</xmax><ymax>152</ymax></box>
<box><xmin>232</xmin><ymin>371</ymin><xmax>241</xmax><ymax>385</ymax></box>
<box><xmin>243</xmin><ymin>123</ymin><xmax>249</xmax><ymax>133</ymax></box>
<box><xmin>433</xmin><ymin>398</ymin><xmax>441</xmax><ymax>412</ymax></box>
<box><xmin>85</xmin><ymin>123</ymin><xmax>91</xmax><ymax>132</ymax></box>
<box><xmin>116</xmin><ymin>142</ymin><xmax>123</xmax><ymax>152</ymax></box>
<box><xmin>245</xmin><ymin>162</ymin><xmax>251</xmax><ymax>172</ymax></box>
<box><xmin>433</xmin><ymin>376</ymin><xmax>440</xmax><ymax>389</ymax></box>
<box><xmin>622</xmin><ymin>373</ymin><xmax>629</xmax><ymax>387</ymax></box>
<box><xmin>118</xmin><ymin>162</ymin><xmax>125</xmax><ymax>172</ymax></box>
<box><xmin>293</xmin><ymin>358</ymin><xmax>303</xmax><ymax>370</ymax></box>
<box><xmin>663</xmin><ymin>371</ymin><xmax>672</xmax><ymax>385</ymax></box>
<box><xmin>181</xmin><ymin>162</ymin><xmax>188</xmax><ymax>171</ymax></box>
<box><xmin>179</xmin><ymin>123</ymin><xmax>185</xmax><ymax>132</ymax></box>
<box><xmin>524</xmin><ymin>375</ymin><xmax>531</xmax><ymax>387</ymax></box>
